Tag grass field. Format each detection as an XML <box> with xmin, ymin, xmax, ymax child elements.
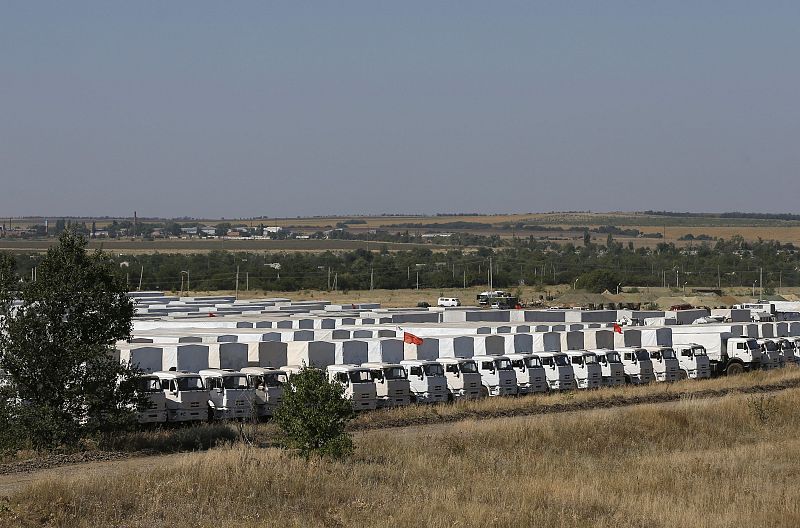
<box><xmin>7</xmin><ymin>211</ymin><xmax>800</xmax><ymax>249</ymax></box>
<box><xmin>3</xmin><ymin>374</ymin><xmax>798</xmax><ymax>527</ymax></box>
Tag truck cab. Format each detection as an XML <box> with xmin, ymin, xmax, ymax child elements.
<box><xmin>775</xmin><ymin>338</ymin><xmax>798</xmax><ymax>366</ymax></box>
<box><xmin>644</xmin><ymin>346</ymin><xmax>681</xmax><ymax>382</ymax></box>
<box><xmin>672</xmin><ymin>344</ymin><xmax>711</xmax><ymax>379</ymax></box>
<box><xmin>154</xmin><ymin>371</ymin><xmax>209</xmax><ymax>423</ymax></box>
<box><xmin>756</xmin><ymin>339</ymin><xmax>782</xmax><ymax>370</ymax></box>
<box><xmin>400</xmin><ymin>360</ymin><xmax>448</xmax><ymax>404</ymax></box>
<box><xmin>505</xmin><ymin>353</ymin><xmax>548</xmax><ymax>394</ymax></box>
<box><xmin>131</xmin><ymin>374</ymin><xmax>167</xmax><ymax>424</ymax></box>
<box><xmin>590</xmin><ymin>349</ymin><xmax>625</xmax><ymax>387</ymax></box>
<box><xmin>240</xmin><ymin>366</ymin><xmax>288</xmax><ymax>418</ymax></box>
<box><xmin>564</xmin><ymin>351</ymin><xmax>602</xmax><ymax>389</ymax></box>
<box><xmin>535</xmin><ymin>352</ymin><xmax>575</xmax><ymax>391</ymax></box>
<box><xmin>327</xmin><ymin>365</ymin><xmax>378</xmax><ymax>411</ymax></box>
<box><xmin>199</xmin><ymin>369</ymin><xmax>257</xmax><ymax>420</ymax></box>
<box><xmin>437</xmin><ymin>358</ymin><xmax>482</xmax><ymax>400</ymax></box>
<box><xmin>616</xmin><ymin>348</ymin><xmax>655</xmax><ymax>385</ymax></box>
<box><xmin>472</xmin><ymin>355</ymin><xmax>518</xmax><ymax>396</ymax></box>
<box><xmin>362</xmin><ymin>362</ymin><xmax>411</xmax><ymax>408</ymax></box>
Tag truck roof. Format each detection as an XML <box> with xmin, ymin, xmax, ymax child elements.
<box><xmin>239</xmin><ymin>366</ymin><xmax>286</xmax><ymax>375</ymax></box>
<box><xmin>199</xmin><ymin>369</ymin><xmax>243</xmax><ymax>377</ymax></box>
<box><xmin>153</xmin><ymin>370</ymin><xmax>201</xmax><ymax>379</ymax></box>
<box><xmin>361</xmin><ymin>362</ymin><xmax>403</xmax><ymax>369</ymax></box>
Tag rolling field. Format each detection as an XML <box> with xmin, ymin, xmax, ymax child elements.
<box><xmin>7</xmin><ymin>212</ymin><xmax>800</xmax><ymax>250</ymax></box>
<box><xmin>2</xmin><ymin>373</ymin><xmax>799</xmax><ymax>527</ymax></box>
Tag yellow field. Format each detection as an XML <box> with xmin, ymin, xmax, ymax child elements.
<box><xmin>4</xmin><ymin>381</ymin><xmax>799</xmax><ymax>527</ymax></box>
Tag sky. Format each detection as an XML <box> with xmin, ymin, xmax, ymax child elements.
<box><xmin>1</xmin><ymin>1</ymin><xmax>799</xmax><ymax>218</ymax></box>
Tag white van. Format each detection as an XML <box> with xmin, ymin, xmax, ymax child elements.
<box><xmin>437</xmin><ymin>297</ymin><xmax>461</xmax><ymax>307</ymax></box>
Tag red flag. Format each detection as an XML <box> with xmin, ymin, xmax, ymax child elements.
<box><xmin>208</xmin><ymin>312</ymin><xmax>217</xmax><ymax>318</ymax></box>
<box><xmin>403</xmin><ymin>332</ymin><xmax>423</xmax><ymax>345</ymax></box>
<box><xmin>613</xmin><ymin>323</ymin><xmax>622</xmax><ymax>334</ymax></box>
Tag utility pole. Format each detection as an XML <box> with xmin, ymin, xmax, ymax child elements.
<box><xmin>676</xmin><ymin>269</ymin><xmax>679</xmax><ymax>289</ymax></box>
<box><xmin>370</xmin><ymin>266</ymin><xmax>374</xmax><ymax>291</ymax></box>
<box><xmin>717</xmin><ymin>265</ymin><xmax>721</xmax><ymax>289</ymax></box>
<box><xmin>463</xmin><ymin>268</ymin><xmax>466</xmax><ymax>289</ymax></box>
<box><xmin>334</xmin><ymin>272</ymin><xmax>338</xmax><ymax>291</ymax></box>
<box><xmin>759</xmin><ymin>267</ymin><xmax>763</xmax><ymax>299</ymax></box>
<box><xmin>489</xmin><ymin>257</ymin><xmax>493</xmax><ymax>290</ymax></box>
<box><xmin>327</xmin><ymin>267</ymin><xmax>331</xmax><ymax>290</ymax></box>
<box><xmin>246</xmin><ymin>271</ymin><xmax>249</xmax><ymax>291</ymax></box>
<box><xmin>416</xmin><ymin>270</ymin><xmax>419</xmax><ymax>290</ymax></box>
<box><xmin>235</xmin><ymin>265</ymin><xmax>240</xmax><ymax>300</ymax></box>
<box><xmin>138</xmin><ymin>265</ymin><xmax>144</xmax><ymax>291</ymax></box>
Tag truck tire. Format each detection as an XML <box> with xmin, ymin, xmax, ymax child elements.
<box><xmin>624</xmin><ymin>374</ymin><xmax>632</xmax><ymax>385</ymax></box>
<box><xmin>726</xmin><ymin>362</ymin><xmax>744</xmax><ymax>376</ymax></box>
<box><xmin>678</xmin><ymin>370</ymin><xmax>689</xmax><ymax>381</ymax></box>
<box><xmin>480</xmin><ymin>386</ymin><xmax>489</xmax><ymax>398</ymax></box>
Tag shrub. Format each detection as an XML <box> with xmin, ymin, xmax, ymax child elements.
<box><xmin>274</xmin><ymin>367</ymin><xmax>355</xmax><ymax>459</ymax></box>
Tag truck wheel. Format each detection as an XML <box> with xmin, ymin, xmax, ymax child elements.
<box><xmin>726</xmin><ymin>362</ymin><xmax>744</xmax><ymax>376</ymax></box>
<box><xmin>678</xmin><ymin>370</ymin><xmax>688</xmax><ymax>381</ymax></box>
<box><xmin>624</xmin><ymin>374</ymin><xmax>632</xmax><ymax>385</ymax></box>
<box><xmin>480</xmin><ymin>386</ymin><xmax>489</xmax><ymax>398</ymax></box>
<box><xmin>409</xmin><ymin>394</ymin><xmax>418</xmax><ymax>404</ymax></box>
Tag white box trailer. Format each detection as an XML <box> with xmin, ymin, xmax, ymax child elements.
<box><xmin>208</xmin><ymin>342</ymin><xmax>249</xmax><ymax>371</ymax></box>
<box><xmin>247</xmin><ymin>341</ymin><xmax>288</xmax><ymax>368</ymax></box>
<box><xmin>162</xmin><ymin>344</ymin><xmax>210</xmax><ymax>373</ymax></box>
<box><xmin>366</xmin><ymin>338</ymin><xmax>404</xmax><ymax>363</ymax></box>
<box><xmin>532</xmin><ymin>332</ymin><xmax>561</xmax><ymax>353</ymax></box>
<box><xmin>583</xmin><ymin>329</ymin><xmax>615</xmax><ymax>350</ymax></box>
<box><xmin>334</xmin><ymin>340</ymin><xmax>369</xmax><ymax>365</ymax></box>
<box><xmin>560</xmin><ymin>331</ymin><xmax>584</xmax><ymax>351</ymax></box>
<box><xmin>286</xmin><ymin>341</ymin><xmax>336</xmax><ymax>368</ymax></box>
<box><xmin>117</xmin><ymin>346</ymin><xmax>163</xmax><ymax>373</ymax></box>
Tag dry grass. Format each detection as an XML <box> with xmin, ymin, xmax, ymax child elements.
<box><xmin>3</xmin><ymin>386</ymin><xmax>799</xmax><ymax>527</ymax></box>
<box><xmin>351</xmin><ymin>366</ymin><xmax>800</xmax><ymax>430</ymax></box>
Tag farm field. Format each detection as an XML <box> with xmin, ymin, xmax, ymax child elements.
<box><xmin>6</xmin><ymin>211</ymin><xmax>800</xmax><ymax>249</ymax></box>
<box><xmin>2</xmin><ymin>372</ymin><xmax>798</xmax><ymax>527</ymax></box>
<box><xmin>0</xmin><ymin>238</ymin><xmax>436</xmax><ymax>254</ymax></box>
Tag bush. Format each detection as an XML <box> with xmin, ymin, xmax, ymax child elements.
<box><xmin>274</xmin><ymin>367</ymin><xmax>355</xmax><ymax>459</ymax></box>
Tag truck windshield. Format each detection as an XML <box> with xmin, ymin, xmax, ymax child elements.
<box><xmin>177</xmin><ymin>377</ymin><xmax>204</xmax><ymax>391</ymax></box>
<box><xmin>348</xmin><ymin>370</ymin><xmax>372</xmax><ymax>383</ymax></box>
<box><xmin>136</xmin><ymin>378</ymin><xmax>161</xmax><ymax>392</ymax></box>
<box><xmin>761</xmin><ymin>341</ymin><xmax>777</xmax><ymax>352</ymax></box>
<box><xmin>369</xmin><ymin>369</ymin><xmax>384</xmax><ymax>381</ymax></box>
<box><xmin>607</xmin><ymin>352</ymin><xmax>621</xmax><ymax>363</ymax></box>
<box><xmin>583</xmin><ymin>355</ymin><xmax>597</xmax><ymax>364</ymax></box>
<box><xmin>635</xmin><ymin>350</ymin><xmax>650</xmax><ymax>362</ymax></box>
<box><xmin>691</xmin><ymin>347</ymin><xmax>706</xmax><ymax>357</ymax></box>
<box><xmin>459</xmin><ymin>361</ymin><xmax>478</xmax><ymax>374</ymax></box>
<box><xmin>264</xmin><ymin>373</ymin><xmax>286</xmax><ymax>387</ymax></box>
<box><xmin>746</xmin><ymin>340</ymin><xmax>759</xmax><ymax>351</ymax></box>
<box><xmin>223</xmin><ymin>376</ymin><xmax>248</xmax><ymax>389</ymax></box>
<box><xmin>423</xmin><ymin>364</ymin><xmax>444</xmax><ymax>377</ymax></box>
<box><xmin>384</xmin><ymin>367</ymin><xmax>407</xmax><ymax>380</ymax></box>
<box><xmin>661</xmin><ymin>349</ymin><xmax>676</xmax><ymax>359</ymax></box>
<box><xmin>495</xmin><ymin>359</ymin><xmax>512</xmax><ymax>370</ymax></box>
<box><xmin>553</xmin><ymin>355</ymin><xmax>569</xmax><ymax>367</ymax></box>
<box><xmin>525</xmin><ymin>357</ymin><xmax>542</xmax><ymax>368</ymax></box>
<box><xmin>540</xmin><ymin>356</ymin><xmax>553</xmax><ymax>366</ymax></box>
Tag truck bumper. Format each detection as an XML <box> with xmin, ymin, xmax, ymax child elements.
<box><xmin>137</xmin><ymin>410</ymin><xmax>167</xmax><ymax>424</ymax></box>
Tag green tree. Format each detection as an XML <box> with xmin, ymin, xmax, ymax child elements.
<box><xmin>0</xmin><ymin>229</ymin><xmax>139</xmax><ymax>449</ymax></box>
<box><xmin>273</xmin><ymin>366</ymin><xmax>354</xmax><ymax>459</ymax></box>
<box><xmin>576</xmin><ymin>269</ymin><xmax>622</xmax><ymax>293</ymax></box>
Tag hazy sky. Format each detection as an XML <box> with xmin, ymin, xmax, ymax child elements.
<box><xmin>2</xmin><ymin>2</ymin><xmax>799</xmax><ymax>218</ymax></box>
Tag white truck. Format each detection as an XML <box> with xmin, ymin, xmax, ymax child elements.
<box><xmin>437</xmin><ymin>358</ymin><xmax>482</xmax><ymax>401</ymax></box>
<box><xmin>472</xmin><ymin>355</ymin><xmax>518</xmax><ymax>397</ymax></box>
<box><xmin>240</xmin><ymin>367</ymin><xmax>288</xmax><ymax>418</ymax></box>
<box><xmin>564</xmin><ymin>351</ymin><xmax>602</xmax><ymax>389</ymax></box>
<box><xmin>199</xmin><ymin>369</ymin><xmax>257</xmax><ymax>420</ymax></box>
<box><xmin>644</xmin><ymin>346</ymin><xmax>681</xmax><ymax>382</ymax></box>
<box><xmin>671</xmin><ymin>330</ymin><xmax>762</xmax><ymax>376</ymax></box>
<box><xmin>400</xmin><ymin>360</ymin><xmax>448</xmax><ymax>404</ymax></box>
<box><xmin>756</xmin><ymin>339</ymin><xmax>782</xmax><ymax>369</ymax></box>
<box><xmin>362</xmin><ymin>362</ymin><xmax>412</xmax><ymax>408</ymax></box>
<box><xmin>505</xmin><ymin>353</ymin><xmax>548</xmax><ymax>395</ymax></box>
<box><xmin>590</xmin><ymin>350</ymin><xmax>625</xmax><ymax>387</ymax></box>
<box><xmin>327</xmin><ymin>365</ymin><xmax>378</xmax><ymax>411</ymax></box>
<box><xmin>132</xmin><ymin>374</ymin><xmax>168</xmax><ymax>424</ymax></box>
<box><xmin>672</xmin><ymin>344</ymin><xmax>712</xmax><ymax>379</ymax></box>
<box><xmin>154</xmin><ymin>370</ymin><xmax>209</xmax><ymax>423</ymax></box>
<box><xmin>774</xmin><ymin>338</ymin><xmax>798</xmax><ymax>366</ymax></box>
<box><xmin>616</xmin><ymin>348</ymin><xmax>655</xmax><ymax>385</ymax></box>
<box><xmin>535</xmin><ymin>352</ymin><xmax>575</xmax><ymax>391</ymax></box>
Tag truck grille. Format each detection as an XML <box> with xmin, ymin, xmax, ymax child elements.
<box><xmin>190</xmin><ymin>402</ymin><xmax>200</xmax><ymax>408</ymax></box>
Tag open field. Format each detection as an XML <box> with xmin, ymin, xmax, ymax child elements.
<box><xmin>3</xmin><ymin>376</ymin><xmax>799</xmax><ymax>527</ymax></box>
<box><xmin>7</xmin><ymin>211</ymin><xmax>800</xmax><ymax>249</ymax></box>
<box><xmin>0</xmin><ymin>238</ymin><xmax>437</xmax><ymax>254</ymax></box>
